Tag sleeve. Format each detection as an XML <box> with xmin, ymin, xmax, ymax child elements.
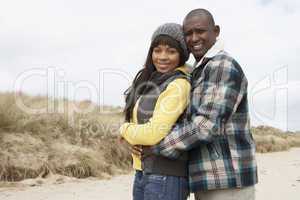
<box><xmin>152</xmin><ymin>59</ymin><xmax>247</xmax><ymax>159</ymax></box>
<box><xmin>119</xmin><ymin>78</ymin><xmax>190</xmax><ymax>146</ymax></box>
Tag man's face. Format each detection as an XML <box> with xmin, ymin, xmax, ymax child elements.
<box><xmin>183</xmin><ymin>15</ymin><xmax>219</xmax><ymax>62</ymax></box>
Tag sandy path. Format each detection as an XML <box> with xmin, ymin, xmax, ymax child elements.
<box><xmin>0</xmin><ymin>148</ymin><xmax>300</xmax><ymax>200</ymax></box>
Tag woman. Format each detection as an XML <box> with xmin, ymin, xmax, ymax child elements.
<box><xmin>120</xmin><ymin>23</ymin><xmax>191</xmax><ymax>200</ymax></box>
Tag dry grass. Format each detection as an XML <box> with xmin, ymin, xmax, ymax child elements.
<box><xmin>0</xmin><ymin>92</ymin><xmax>300</xmax><ymax>183</ymax></box>
<box><xmin>252</xmin><ymin>126</ymin><xmax>300</xmax><ymax>153</ymax></box>
<box><xmin>0</xmin><ymin>92</ymin><xmax>131</xmax><ymax>182</ymax></box>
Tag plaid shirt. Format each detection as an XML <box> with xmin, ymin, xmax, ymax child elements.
<box><xmin>152</xmin><ymin>41</ymin><xmax>258</xmax><ymax>192</ymax></box>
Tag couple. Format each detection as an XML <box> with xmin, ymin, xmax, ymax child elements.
<box><xmin>119</xmin><ymin>8</ymin><xmax>258</xmax><ymax>200</ymax></box>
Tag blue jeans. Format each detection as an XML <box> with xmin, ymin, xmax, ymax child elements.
<box><xmin>133</xmin><ymin>171</ymin><xmax>189</xmax><ymax>200</ymax></box>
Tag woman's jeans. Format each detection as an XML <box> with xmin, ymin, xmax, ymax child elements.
<box><xmin>133</xmin><ymin>170</ymin><xmax>189</xmax><ymax>200</ymax></box>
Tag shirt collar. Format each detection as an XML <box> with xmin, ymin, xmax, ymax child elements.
<box><xmin>193</xmin><ymin>39</ymin><xmax>224</xmax><ymax>68</ymax></box>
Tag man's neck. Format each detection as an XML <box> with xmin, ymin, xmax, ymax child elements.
<box><xmin>193</xmin><ymin>39</ymin><xmax>224</xmax><ymax>69</ymax></box>
<box><xmin>195</xmin><ymin>57</ymin><xmax>202</xmax><ymax>63</ymax></box>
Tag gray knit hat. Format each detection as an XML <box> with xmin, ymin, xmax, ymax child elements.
<box><xmin>151</xmin><ymin>23</ymin><xmax>189</xmax><ymax>62</ymax></box>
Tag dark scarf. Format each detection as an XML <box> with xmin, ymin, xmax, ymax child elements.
<box><xmin>141</xmin><ymin>70</ymin><xmax>185</xmax><ymax>95</ymax></box>
<box><xmin>124</xmin><ymin>69</ymin><xmax>186</xmax><ymax>122</ymax></box>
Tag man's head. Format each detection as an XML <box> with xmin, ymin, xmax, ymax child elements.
<box><xmin>183</xmin><ymin>9</ymin><xmax>220</xmax><ymax>62</ymax></box>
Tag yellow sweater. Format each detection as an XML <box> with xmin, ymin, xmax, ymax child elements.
<box><xmin>120</xmin><ymin>66</ymin><xmax>191</xmax><ymax>170</ymax></box>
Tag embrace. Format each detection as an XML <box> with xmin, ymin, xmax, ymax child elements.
<box><xmin>119</xmin><ymin>8</ymin><xmax>258</xmax><ymax>200</ymax></box>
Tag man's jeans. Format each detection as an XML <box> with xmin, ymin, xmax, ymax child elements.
<box><xmin>133</xmin><ymin>170</ymin><xmax>189</xmax><ymax>200</ymax></box>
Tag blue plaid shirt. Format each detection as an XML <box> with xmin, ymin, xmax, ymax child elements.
<box><xmin>152</xmin><ymin>41</ymin><xmax>258</xmax><ymax>192</ymax></box>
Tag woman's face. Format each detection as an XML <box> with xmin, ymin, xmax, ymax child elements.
<box><xmin>152</xmin><ymin>44</ymin><xmax>180</xmax><ymax>73</ymax></box>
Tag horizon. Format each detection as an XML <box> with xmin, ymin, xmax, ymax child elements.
<box><xmin>1</xmin><ymin>91</ymin><xmax>300</xmax><ymax>133</ymax></box>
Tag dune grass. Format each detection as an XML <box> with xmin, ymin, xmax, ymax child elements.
<box><xmin>252</xmin><ymin>126</ymin><xmax>300</xmax><ymax>153</ymax></box>
<box><xmin>0</xmin><ymin>92</ymin><xmax>299</xmax><ymax>182</ymax></box>
<box><xmin>0</xmin><ymin>92</ymin><xmax>131</xmax><ymax>182</ymax></box>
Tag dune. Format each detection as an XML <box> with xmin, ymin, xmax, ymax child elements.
<box><xmin>0</xmin><ymin>148</ymin><xmax>300</xmax><ymax>200</ymax></box>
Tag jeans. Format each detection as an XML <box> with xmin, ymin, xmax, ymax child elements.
<box><xmin>133</xmin><ymin>170</ymin><xmax>189</xmax><ymax>200</ymax></box>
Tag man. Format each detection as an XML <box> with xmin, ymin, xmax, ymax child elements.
<box><xmin>144</xmin><ymin>8</ymin><xmax>258</xmax><ymax>200</ymax></box>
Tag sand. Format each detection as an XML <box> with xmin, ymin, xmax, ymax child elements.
<box><xmin>0</xmin><ymin>148</ymin><xmax>299</xmax><ymax>200</ymax></box>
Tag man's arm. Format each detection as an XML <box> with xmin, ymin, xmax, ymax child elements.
<box><xmin>152</xmin><ymin>57</ymin><xmax>247</xmax><ymax>159</ymax></box>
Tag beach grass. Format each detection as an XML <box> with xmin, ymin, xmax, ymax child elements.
<box><xmin>0</xmin><ymin>92</ymin><xmax>299</xmax><ymax>182</ymax></box>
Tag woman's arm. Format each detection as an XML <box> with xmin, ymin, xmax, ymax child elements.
<box><xmin>120</xmin><ymin>78</ymin><xmax>190</xmax><ymax>146</ymax></box>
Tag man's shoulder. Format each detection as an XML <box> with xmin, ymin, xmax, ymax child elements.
<box><xmin>209</xmin><ymin>50</ymin><xmax>245</xmax><ymax>76</ymax></box>
<box><xmin>211</xmin><ymin>50</ymin><xmax>236</xmax><ymax>64</ymax></box>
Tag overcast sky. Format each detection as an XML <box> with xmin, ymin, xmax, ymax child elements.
<box><xmin>1</xmin><ymin>0</ymin><xmax>300</xmax><ymax>131</ymax></box>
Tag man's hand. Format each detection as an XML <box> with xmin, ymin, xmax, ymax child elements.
<box><xmin>142</xmin><ymin>146</ymin><xmax>155</xmax><ymax>158</ymax></box>
<box><xmin>118</xmin><ymin>135</ymin><xmax>143</xmax><ymax>157</ymax></box>
<box><xmin>131</xmin><ymin>145</ymin><xmax>143</xmax><ymax>157</ymax></box>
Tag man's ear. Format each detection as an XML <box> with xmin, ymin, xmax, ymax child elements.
<box><xmin>214</xmin><ymin>25</ymin><xmax>220</xmax><ymax>37</ymax></box>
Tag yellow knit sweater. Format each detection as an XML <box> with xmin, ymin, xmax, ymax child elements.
<box><xmin>119</xmin><ymin>66</ymin><xmax>191</xmax><ymax>170</ymax></box>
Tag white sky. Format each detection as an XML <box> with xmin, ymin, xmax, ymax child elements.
<box><xmin>1</xmin><ymin>0</ymin><xmax>300</xmax><ymax>131</ymax></box>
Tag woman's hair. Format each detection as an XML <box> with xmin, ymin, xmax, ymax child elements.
<box><xmin>123</xmin><ymin>35</ymin><xmax>185</xmax><ymax>122</ymax></box>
